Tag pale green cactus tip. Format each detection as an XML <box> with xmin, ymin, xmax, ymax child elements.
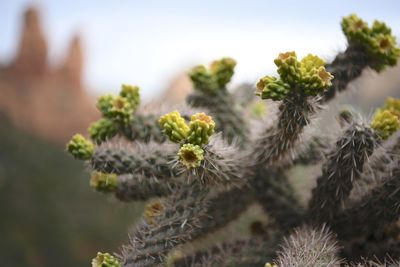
<box><xmin>120</xmin><ymin>84</ymin><xmax>140</xmax><ymax>110</ymax></box>
<box><xmin>264</xmin><ymin>263</ymin><xmax>278</xmax><ymax>267</ymax></box>
<box><xmin>90</xmin><ymin>172</ymin><xmax>118</xmax><ymax>193</ymax></box>
<box><xmin>178</xmin><ymin>143</ymin><xmax>204</xmax><ymax>169</ymax></box>
<box><xmin>210</xmin><ymin>57</ymin><xmax>237</xmax><ymax>87</ymax></box>
<box><xmin>341</xmin><ymin>14</ymin><xmax>400</xmax><ymax>71</ymax></box>
<box><xmin>144</xmin><ymin>200</ymin><xmax>163</xmax><ymax>224</ymax></box>
<box><xmin>96</xmin><ymin>94</ymin><xmax>115</xmax><ymax>117</ymax></box>
<box><xmin>256</xmin><ymin>75</ymin><xmax>290</xmax><ymax>101</ymax></box>
<box><xmin>159</xmin><ymin>111</ymin><xmax>190</xmax><ymax>143</ymax></box>
<box><xmin>274</xmin><ymin>51</ymin><xmax>301</xmax><ymax>85</ymax></box>
<box><xmin>108</xmin><ymin>96</ymin><xmax>134</xmax><ymax>123</ymax></box>
<box><xmin>88</xmin><ymin>118</ymin><xmax>117</xmax><ymax>143</ymax></box>
<box><xmin>371</xmin><ymin>109</ymin><xmax>400</xmax><ymax>140</ymax></box>
<box><xmin>341</xmin><ymin>14</ymin><xmax>369</xmax><ymax>38</ymax></box>
<box><xmin>257</xmin><ymin>52</ymin><xmax>333</xmax><ymax>100</ymax></box>
<box><xmin>187</xmin><ymin>112</ymin><xmax>215</xmax><ymax>145</ymax></box>
<box><xmin>66</xmin><ymin>134</ymin><xmax>94</xmax><ymax>160</ymax></box>
<box><xmin>383</xmin><ymin>97</ymin><xmax>400</xmax><ymax>117</ymax></box>
<box><xmin>189</xmin><ymin>57</ymin><xmax>236</xmax><ymax>93</ymax></box>
<box><xmin>91</xmin><ymin>252</ymin><xmax>120</xmax><ymax>267</ymax></box>
<box><xmin>189</xmin><ymin>65</ymin><xmax>218</xmax><ymax>93</ymax></box>
<box><xmin>96</xmin><ymin>94</ymin><xmax>133</xmax><ymax>123</ymax></box>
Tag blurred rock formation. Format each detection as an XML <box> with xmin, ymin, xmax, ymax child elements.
<box><xmin>0</xmin><ymin>6</ymin><xmax>97</xmax><ymax>143</ymax></box>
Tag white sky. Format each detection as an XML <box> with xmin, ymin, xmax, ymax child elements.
<box><xmin>1</xmin><ymin>0</ymin><xmax>399</xmax><ymax>100</ymax></box>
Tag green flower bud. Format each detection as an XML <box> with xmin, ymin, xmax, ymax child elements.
<box><xmin>159</xmin><ymin>111</ymin><xmax>190</xmax><ymax>143</ymax></box>
<box><xmin>383</xmin><ymin>97</ymin><xmax>400</xmax><ymax>118</ymax></box>
<box><xmin>92</xmin><ymin>252</ymin><xmax>120</xmax><ymax>267</ymax></box>
<box><xmin>301</xmin><ymin>66</ymin><xmax>334</xmax><ymax>95</ymax></box>
<box><xmin>299</xmin><ymin>54</ymin><xmax>333</xmax><ymax>95</ymax></box>
<box><xmin>256</xmin><ymin>76</ymin><xmax>290</xmax><ymax>101</ymax></box>
<box><xmin>189</xmin><ymin>65</ymin><xmax>218</xmax><ymax>93</ymax></box>
<box><xmin>265</xmin><ymin>263</ymin><xmax>278</xmax><ymax>267</ymax></box>
<box><xmin>66</xmin><ymin>134</ymin><xmax>94</xmax><ymax>160</ymax></box>
<box><xmin>89</xmin><ymin>172</ymin><xmax>118</xmax><ymax>193</ymax></box>
<box><xmin>144</xmin><ymin>200</ymin><xmax>163</xmax><ymax>224</ymax></box>
<box><xmin>178</xmin><ymin>143</ymin><xmax>204</xmax><ymax>169</ymax></box>
<box><xmin>371</xmin><ymin>20</ymin><xmax>392</xmax><ymax>35</ymax></box>
<box><xmin>371</xmin><ymin>109</ymin><xmax>400</xmax><ymax>140</ymax></box>
<box><xmin>96</xmin><ymin>94</ymin><xmax>115</xmax><ymax>117</ymax></box>
<box><xmin>257</xmin><ymin>52</ymin><xmax>332</xmax><ymax>100</ymax></box>
<box><xmin>88</xmin><ymin>118</ymin><xmax>117</xmax><ymax>144</ymax></box>
<box><xmin>341</xmin><ymin>14</ymin><xmax>369</xmax><ymax>40</ymax></box>
<box><xmin>367</xmin><ymin>32</ymin><xmax>400</xmax><ymax>71</ymax></box>
<box><xmin>120</xmin><ymin>84</ymin><xmax>140</xmax><ymax>110</ymax></box>
<box><xmin>108</xmin><ymin>96</ymin><xmax>134</xmax><ymax>124</ymax></box>
<box><xmin>300</xmin><ymin>54</ymin><xmax>326</xmax><ymax>72</ymax></box>
<box><xmin>274</xmin><ymin>51</ymin><xmax>301</xmax><ymax>85</ymax></box>
<box><xmin>187</xmin><ymin>113</ymin><xmax>215</xmax><ymax>145</ymax></box>
<box><xmin>210</xmin><ymin>57</ymin><xmax>237</xmax><ymax>88</ymax></box>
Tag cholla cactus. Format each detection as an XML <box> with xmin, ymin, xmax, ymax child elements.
<box><xmin>66</xmin><ymin>14</ymin><xmax>400</xmax><ymax>267</ymax></box>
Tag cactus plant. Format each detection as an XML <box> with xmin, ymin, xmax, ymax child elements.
<box><xmin>66</xmin><ymin>14</ymin><xmax>400</xmax><ymax>267</ymax></box>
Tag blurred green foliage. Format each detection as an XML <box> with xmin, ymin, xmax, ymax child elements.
<box><xmin>0</xmin><ymin>115</ymin><xmax>143</xmax><ymax>267</ymax></box>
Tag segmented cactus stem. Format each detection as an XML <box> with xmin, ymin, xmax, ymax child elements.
<box><xmin>308</xmin><ymin>122</ymin><xmax>377</xmax><ymax>224</ymax></box>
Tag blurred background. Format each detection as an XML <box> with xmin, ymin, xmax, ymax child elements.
<box><xmin>0</xmin><ymin>1</ymin><xmax>399</xmax><ymax>266</ymax></box>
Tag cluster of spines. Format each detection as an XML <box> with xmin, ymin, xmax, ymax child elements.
<box><xmin>120</xmin><ymin>187</ymin><xmax>209</xmax><ymax>267</ymax></box>
<box><xmin>308</xmin><ymin>121</ymin><xmax>377</xmax><ymax>224</ymax></box>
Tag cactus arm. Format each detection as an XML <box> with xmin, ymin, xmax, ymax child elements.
<box><xmin>274</xmin><ymin>225</ymin><xmax>343</xmax><ymax>266</ymax></box>
<box><xmin>254</xmin><ymin>52</ymin><xmax>331</xmax><ymax>166</ymax></box>
<box><xmin>253</xmin><ymin>95</ymin><xmax>321</xmax><ymax>166</ymax></box>
<box><xmin>114</xmin><ymin>174</ymin><xmax>179</xmax><ymax>201</ymax></box>
<box><xmin>308</xmin><ymin>122</ymin><xmax>377</xmax><ymax>224</ymax></box>
<box><xmin>323</xmin><ymin>45</ymin><xmax>370</xmax><ymax>102</ymax></box>
<box><xmin>323</xmin><ymin>15</ymin><xmax>400</xmax><ymax>102</ymax></box>
<box><xmin>251</xmin><ymin>169</ymin><xmax>304</xmax><ymax>231</ymax></box>
<box><xmin>90</xmin><ymin>141</ymin><xmax>177</xmax><ymax>177</ymax></box>
<box><xmin>332</xmin><ymin>166</ymin><xmax>400</xmax><ymax>240</ymax></box>
<box><xmin>120</xmin><ymin>186</ymin><xmax>209</xmax><ymax>267</ymax></box>
<box><xmin>120</xmin><ymin>184</ymin><xmax>255</xmax><ymax>266</ymax></box>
